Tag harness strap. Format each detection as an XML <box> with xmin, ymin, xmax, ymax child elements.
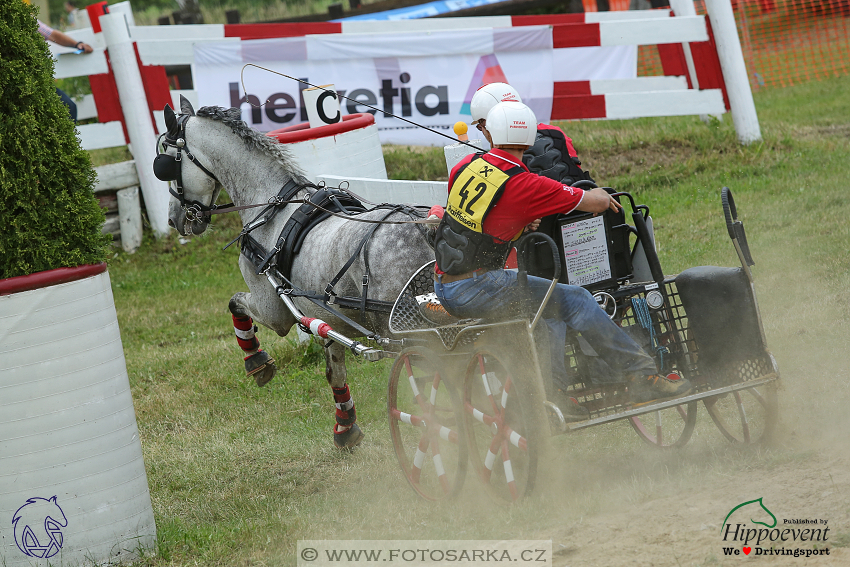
<box><xmin>224</xmin><ymin>178</ymin><xmax>315</xmax><ymax>252</ymax></box>
<box><xmin>240</xmin><ymin>202</ymin><xmax>417</xmax><ymax>331</ymax></box>
<box><xmin>324</xmin><ymin>207</ymin><xmax>399</xmax><ymax>302</ymax></box>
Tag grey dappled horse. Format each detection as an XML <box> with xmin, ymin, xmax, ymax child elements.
<box><xmin>160</xmin><ymin>98</ymin><xmax>434</xmax><ymax>448</ymax></box>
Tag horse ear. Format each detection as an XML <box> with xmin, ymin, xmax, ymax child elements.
<box><xmin>49</xmin><ymin>496</ymin><xmax>57</xmax><ymax>504</ymax></box>
<box><xmin>180</xmin><ymin>95</ymin><xmax>195</xmax><ymax>116</ymax></box>
<box><xmin>164</xmin><ymin>104</ymin><xmax>177</xmax><ymax>132</ymax></box>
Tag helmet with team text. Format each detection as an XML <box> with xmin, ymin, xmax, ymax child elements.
<box><xmin>469</xmin><ymin>83</ymin><xmax>523</xmax><ymax>126</ymax></box>
<box><xmin>485</xmin><ymin>101</ymin><xmax>537</xmax><ymax>148</ymax></box>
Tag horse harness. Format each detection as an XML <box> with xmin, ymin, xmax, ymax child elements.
<box><xmin>153</xmin><ymin>113</ymin><xmax>231</xmax><ymax>223</ymax></box>
<box><xmin>155</xmin><ymin>113</ymin><xmax>427</xmax><ymax>336</ymax></box>
<box><xmin>238</xmin><ymin>184</ymin><xmax>425</xmax><ymax>336</ymax></box>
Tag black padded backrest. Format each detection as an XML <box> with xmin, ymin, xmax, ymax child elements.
<box><xmin>675</xmin><ymin>266</ymin><xmax>765</xmax><ymax>366</ymax></box>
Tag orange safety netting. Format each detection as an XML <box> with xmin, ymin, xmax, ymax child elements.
<box><xmin>638</xmin><ymin>0</ymin><xmax>850</xmax><ymax>90</ymax></box>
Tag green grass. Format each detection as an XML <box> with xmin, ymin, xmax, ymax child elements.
<box><xmin>105</xmin><ymin>75</ymin><xmax>850</xmax><ymax>566</ymax></box>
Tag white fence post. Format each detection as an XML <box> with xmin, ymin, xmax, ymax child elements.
<box><xmin>703</xmin><ymin>0</ymin><xmax>762</xmax><ymax>144</ymax></box>
<box><xmin>669</xmin><ymin>0</ymin><xmax>714</xmax><ymax>123</ymax></box>
<box><xmin>100</xmin><ymin>13</ymin><xmax>171</xmax><ymax>237</ymax></box>
<box><xmin>117</xmin><ymin>186</ymin><xmax>143</xmax><ymax>253</ymax></box>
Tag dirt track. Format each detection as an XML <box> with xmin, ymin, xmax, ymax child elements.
<box><xmin>530</xmin><ymin>250</ymin><xmax>850</xmax><ymax>567</ymax></box>
<box><xmin>545</xmin><ymin>449</ymin><xmax>850</xmax><ymax>566</ymax></box>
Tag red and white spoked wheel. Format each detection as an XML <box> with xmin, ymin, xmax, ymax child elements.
<box><xmin>463</xmin><ymin>350</ymin><xmax>538</xmax><ymax>503</ymax></box>
<box><xmin>704</xmin><ymin>382</ymin><xmax>778</xmax><ymax>445</ymax></box>
<box><xmin>388</xmin><ymin>347</ymin><xmax>466</xmax><ymax>500</ymax></box>
<box><xmin>629</xmin><ymin>401</ymin><xmax>698</xmax><ymax>448</ymax></box>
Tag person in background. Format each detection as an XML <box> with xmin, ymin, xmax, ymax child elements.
<box><xmin>432</xmin><ymin>101</ymin><xmax>694</xmax><ymax>420</ymax></box>
<box><xmin>63</xmin><ymin>1</ymin><xmax>78</xmax><ymax>27</ymax></box>
<box><xmin>36</xmin><ymin>18</ymin><xmax>92</xmax><ymax>123</ymax></box>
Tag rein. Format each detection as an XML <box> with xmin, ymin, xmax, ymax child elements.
<box><xmin>209</xmin><ymin>194</ymin><xmax>437</xmax><ymax>224</ymax></box>
<box><xmin>155</xmin><ymin>117</ymin><xmax>437</xmax><ymax>228</ymax></box>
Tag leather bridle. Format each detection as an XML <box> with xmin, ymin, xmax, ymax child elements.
<box><xmin>153</xmin><ymin>113</ymin><xmax>228</xmax><ymax>224</ymax></box>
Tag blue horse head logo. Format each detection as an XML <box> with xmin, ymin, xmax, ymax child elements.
<box><xmin>12</xmin><ymin>496</ymin><xmax>68</xmax><ymax>559</ymax></box>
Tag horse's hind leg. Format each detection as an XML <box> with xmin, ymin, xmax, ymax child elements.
<box><xmin>325</xmin><ymin>341</ymin><xmax>365</xmax><ymax>450</ymax></box>
<box><xmin>229</xmin><ymin>292</ymin><xmax>277</xmax><ymax>387</ymax></box>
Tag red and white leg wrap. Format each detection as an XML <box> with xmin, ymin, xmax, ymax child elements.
<box><xmin>300</xmin><ymin>316</ymin><xmax>332</xmax><ymax>339</ymax></box>
<box><xmin>332</xmin><ymin>384</ymin><xmax>356</xmax><ymax>432</ymax></box>
<box><xmin>232</xmin><ymin>314</ymin><xmax>260</xmax><ymax>354</ymax></box>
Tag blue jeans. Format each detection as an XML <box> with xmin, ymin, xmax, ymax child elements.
<box><xmin>434</xmin><ymin>270</ymin><xmax>658</xmax><ymax>384</ymax></box>
<box><xmin>56</xmin><ymin>88</ymin><xmax>77</xmax><ymax>123</ymax></box>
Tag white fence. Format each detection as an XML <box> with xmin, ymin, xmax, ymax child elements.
<box><xmin>54</xmin><ymin>0</ymin><xmax>758</xmax><ymax>231</ymax></box>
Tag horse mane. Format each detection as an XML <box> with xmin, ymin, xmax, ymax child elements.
<box><xmin>196</xmin><ymin>106</ymin><xmax>304</xmax><ymax>178</ymax></box>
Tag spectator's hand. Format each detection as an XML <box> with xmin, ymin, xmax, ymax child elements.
<box><xmin>77</xmin><ymin>42</ymin><xmax>93</xmax><ymax>54</ymax></box>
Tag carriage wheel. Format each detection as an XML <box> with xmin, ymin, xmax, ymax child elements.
<box><xmin>462</xmin><ymin>349</ymin><xmax>543</xmax><ymax>503</ymax></box>
<box><xmin>388</xmin><ymin>347</ymin><xmax>466</xmax><ymax>501</ymax></box>
<box><xmin>703</xmin><ymin>382</ymin><xmax>778</xmax><ymax>445</ymax></box>
<box><xmin>628</xmin><ymin>401</ymin><xmax>698</xmax><ymax>449</ymax></box>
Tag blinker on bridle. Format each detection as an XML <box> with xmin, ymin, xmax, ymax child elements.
<box><xmin>153</xmin><ymin>113</ymin><xmax>224</xmax><ymax>223</ymax></box>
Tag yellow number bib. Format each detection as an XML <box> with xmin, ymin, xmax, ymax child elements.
<box><xmin>446</xmin><ymin>158</ymin><xmax>511</xmax><ymax>234</ymax></box>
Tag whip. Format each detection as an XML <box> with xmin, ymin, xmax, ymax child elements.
<box><xmin>240</xmin><ymin>63</ymin><xmax>487</xmax><ymax>152</ymax></box>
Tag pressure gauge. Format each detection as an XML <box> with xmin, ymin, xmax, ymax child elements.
<box><xmin>646</xmin><ymin>290</ymin><xmax>664</xmax><ymax>310</ymax></box>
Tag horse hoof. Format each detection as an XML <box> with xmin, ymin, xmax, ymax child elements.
<box><xmin>333</xmin><ymin>423</ymin><xmax>365</xmax><ymax>451</ymax></box>
<box><xmin>245</xmin><ymin>350</ymin><xmax>276</xmax><ymax>387</ymax></box>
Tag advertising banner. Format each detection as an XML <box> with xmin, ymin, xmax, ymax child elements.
<box><xmin>194</xmin><ymin>26</ymin><xmax>637</xmax><ymax>145</ymax></box>
<box><xmin>194</xmin><ymin>27</ymin><xmax>554</xmax><ymax>146</ymax></box>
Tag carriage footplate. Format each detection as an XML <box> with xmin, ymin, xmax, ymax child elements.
<box><xmin>545</xmin><ymin>390</ymin><xmax>592</xmax><ymax>432</ymax></box>
<box><xmin>557</xmin><ymin>373</ymin><xmax>779</xmax><ymax>433</ymax></box>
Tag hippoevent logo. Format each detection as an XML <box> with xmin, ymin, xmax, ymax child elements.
<box><xmin>230</xmin><ymin>72</ymin><xmax>449</xmax><ymax>127</ymax></box>
<box><xmin>12</xmin><ymin>496</ymin><xmax>68</xmax><ymax>559</ymax></box>
<box><xmin>720</xmin><ymin>497</ymin><xmax>831</xmax><ymax>558</ymax></box>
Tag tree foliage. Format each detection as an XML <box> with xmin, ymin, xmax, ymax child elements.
<box><xmin>0</xmin><ymin>1</ymin><xmax>110</xmax><ymax>279</ymax></box>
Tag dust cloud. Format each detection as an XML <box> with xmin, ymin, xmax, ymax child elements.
<box><xmin>267</xmin><ymin>228</ymin><xmax>850</xmax><ymax>567</ymax></box>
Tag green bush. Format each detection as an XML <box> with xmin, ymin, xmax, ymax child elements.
<box><xmin>0</xmin><ymin>1</ymin><xmax>110</xmax><ymax>280</ymax></box>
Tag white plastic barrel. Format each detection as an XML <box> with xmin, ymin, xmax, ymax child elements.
<box><xmin>0</xmin><ymin>264</ymin><xmax>156</xmax><ymax>566</ymax></box>
<box><xmin>267</xmin><ymin>113</ymin><xmax>387</xmax><ymax>183</ymax></box>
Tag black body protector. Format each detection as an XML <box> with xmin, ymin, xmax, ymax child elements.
<box><xmin>522</xmin><ymin>128</ymin><xmax>593</xmax><ymax>186</ymax></box>
<box><xmin>434</xmin><ymin>155</ymin><xmax>525</xmax><ymax>275</ymax></box>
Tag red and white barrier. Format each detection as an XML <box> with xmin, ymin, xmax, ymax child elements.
<box><xmin>55</xmin><ymin>3</ymin><xmax>759</xmax><ymax>174</ymax></box>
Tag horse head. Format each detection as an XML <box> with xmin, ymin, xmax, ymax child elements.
<box><xmin>155</xmin><ymin>95</ymin><xmax>221</xmax><ymax>236</ymax></box>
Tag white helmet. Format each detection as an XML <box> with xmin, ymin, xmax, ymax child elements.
<box><xmin>470</xmin><ymin>82</ymin><xmax>523</xmax><ymax>125</ymax></box>
<box><xmin>485</xmin><ymin>101</ymin><xmax>537</xmax><ymax>147</ymax></box>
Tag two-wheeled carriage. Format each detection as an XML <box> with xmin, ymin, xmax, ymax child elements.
<box><xmin>384</xmin><ymin>187</ymin><xmax>780</xmax><ymax>503</ymax></box>
<box><xmin>156</xmin><ymin>100</ymin><xmax>778</xmax><ymax>492</ymax></box>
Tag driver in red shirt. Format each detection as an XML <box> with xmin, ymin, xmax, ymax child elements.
<box><xmin>432</xmin><ymin>101</ymin><xmax>693</xmax><ymax>419</ymax></box>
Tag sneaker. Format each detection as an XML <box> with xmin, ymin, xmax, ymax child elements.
<box><xmin>628</xmin><ymin>373</ymin><xmax>693</xmax><ymax>405</ymax></box>
<box><xmin>416</xmin><ymin>293</ymin><xmax>456</xmax><ymax>326</ymax></box>
<box><xmin>550</xmin><ymin>389</ymin><xmax>591</xmax><ymax>422</ymax></box>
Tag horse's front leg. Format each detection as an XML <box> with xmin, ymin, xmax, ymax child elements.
<box><xmin>229</xmin><ymin>291</ymin><xmax>278</xmax><ymax>387</ymax></box>
<box><xmin>325</xmin><ymin>341</ymin><xmax>365</xmax><ymax>450</ymax></box>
